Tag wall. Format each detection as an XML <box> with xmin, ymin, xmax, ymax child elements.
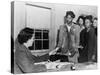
<box><xmin>13</xmin><ymin>1</ymin><xmax>26</xmax><ymax>40</ymax></box>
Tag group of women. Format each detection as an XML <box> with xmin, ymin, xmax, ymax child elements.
<box><xmin>76</xmin><ymin>15</ymin><xmax>97</xmax><ymax>63</ymax></box>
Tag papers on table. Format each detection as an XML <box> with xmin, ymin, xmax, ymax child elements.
<box><xmin>34</xmin><ymin>61</ymin><xmax>74</xmax><ymax>70</ymax></box>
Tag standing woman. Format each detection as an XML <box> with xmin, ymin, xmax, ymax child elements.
<box><xmin>93</xmin><ymin>17</ymin><xmax>98</xmax><ymax>36</ymax></box>
<box><xmin>76</xmin><ymin>15</ymin><xmax>85</xmax><ymax>63</ymax></box>
<box><xmin>77</xmin><ymin>15</ymin><xmax>85</xmax><ymax>32</ymax></box>
<box><xmin>83</xmin><ymin>15</ymin><xmax>96</xmax><ymax>62</ymax></box>
<box><xmin>92</xmin><ymin>17</ymin><xmax>98</xmax><ymax>62</ymax></box>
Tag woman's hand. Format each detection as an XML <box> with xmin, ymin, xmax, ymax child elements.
<box><xmin>49</xmin><ymin>49</ymin><xmax>57</xmax><ymax>55</ymax></box>
<box><xmin>49</xmin><ymin>47</ymin><xmax>59</xmax><ymax>55</ymax></box>
<box><xmin>92</xmin><ymin>55</ymin><xmax>95</xmax><ymax>60</ymax></box>
<box><xmin>78</xmin><ymin>45</ymin><xmax>83</xmax><ymax>49</ymax></box>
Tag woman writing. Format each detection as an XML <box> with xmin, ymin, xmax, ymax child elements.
<box><xmin>14</xmin><ymin>27</ymin><xmax>47</xmax><ymax>73</ymax></box>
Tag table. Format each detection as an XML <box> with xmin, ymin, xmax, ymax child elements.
<box><xmin>35</xmin><ymin>62</ymin><xmax>97</xmax><ymax>72</ymax></box>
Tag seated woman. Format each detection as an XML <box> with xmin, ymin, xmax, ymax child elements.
<box><xmin>14</xmin><ymin>27</ymin><xmax>47</xmax><ymax>74</ymax></box>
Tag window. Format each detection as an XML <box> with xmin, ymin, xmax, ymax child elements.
<box><xmin>29</xmin><ymin>29</ymin><xmax>49</xmax><ymax>50</ymax></box>
<box><xmin>26</xmin><ymin>4</ymin><xmax>51</xmax><ymax>51</ymax></box>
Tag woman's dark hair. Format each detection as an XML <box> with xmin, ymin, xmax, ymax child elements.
<box><xmin>18</xmin><ymin>27</ymin><xmax>34</xmax><ymax>44</ymax></box>
<box><xmin>85</xmin><ymin>15</ymin><xmax>93</xmax><ymax>23</ymax></box>
<box><xmin>65</xmin><ymin>11</ymin><xmax>75</xmax><ymax>18</ymax></box>
<box><xmin>77</xmin><ymin>15</ymin><xmax>85</xmax><ymax>25</ymax></box>
<box><xmin>94</xmin><ymin>17</ymin><xmax>98</xmax><ymax>20</ymax></box>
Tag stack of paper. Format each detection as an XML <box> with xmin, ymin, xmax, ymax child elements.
<box><xmin>35</xmin><ymin>62</ymin><xmax>74</xmax><ymax>70</ymax></box>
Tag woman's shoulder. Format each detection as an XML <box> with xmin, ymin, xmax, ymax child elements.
<box><xmin>90</xmin><ymin>27</ymin><xmax>95</xmax><ymax>30</ymax></box>
<box><xmin>80</xmin><ymin>28</ymin><xmax>86</xmax><ymax>34</ymax></box>
<box><xmin>72</xmin><ymin>23</ymin><xmax>80</xmax><ymax>29</ymax></box>
<box><xmin>89</xmin><ymin>27</ymin><xmax>95</xmax><ymax>33</ymax></box>
<box><xmin>59</xmin><ymin>25</ymin><xmax>67</xmax><ymax>31</ymax></box>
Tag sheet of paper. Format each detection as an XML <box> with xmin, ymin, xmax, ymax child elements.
<box><xmin>35</xmin><ymin>61</ymin><xmax>74</xmax><ymax>70</ymax></box>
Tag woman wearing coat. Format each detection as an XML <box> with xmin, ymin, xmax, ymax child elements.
<box><xmin>14</xmin><ymin>27</ymin><xmax>47</xmax><ymax>74</ymax></box>
<box><xmin>79</xmin><ymin>15</ymin><xmax>97</xmax><ymax>63</ymax></box>
<box><xmin>92</xmin><ymin>17</ymin><xmax>97</xmax><ymax>62</ymax></box>
<box><xmin>76</xmin><ymin>15</ymin><xmax>85</xmax><ymax>63</ymax></box>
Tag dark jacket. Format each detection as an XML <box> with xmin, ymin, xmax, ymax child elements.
<box><xmin>79</xmin><ymin>27</ymin><xmax>97</xmax><ymax>62</ymax></box>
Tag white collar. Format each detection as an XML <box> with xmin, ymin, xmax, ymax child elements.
<box><xmin>66</xmin><ymin>25</ymin><xmax>71</xmax><ymax>32</ymax></box>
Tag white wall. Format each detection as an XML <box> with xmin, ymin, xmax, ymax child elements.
<box><xmin>13</xmin><ymin>1</ymin><xmax>26</xmax><ymax>40</ymax></box>
<box><xmin>26</xmin><ymin>4</ymin><xmax>51</xmax><ymax>29</ymax></box>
